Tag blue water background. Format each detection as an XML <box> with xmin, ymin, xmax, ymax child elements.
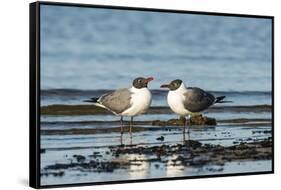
<box><xmin>40</xmin><ymin>5</ymin><xmax>272</xmax><ymax>92</ymax></box>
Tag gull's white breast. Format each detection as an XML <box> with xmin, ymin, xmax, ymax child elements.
<box><xmin>167</xmin><ymin>83</ymin><xmax>190</xmax><ymax>116</ymax></box>
<box><xmin>121</xmin><ymin>87</ymin><xmax>152</xmax><ymax>116</ymax></box>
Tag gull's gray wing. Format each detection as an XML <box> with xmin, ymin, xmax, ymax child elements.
<box><xmin>183</xmin><ymin>87</ymin><xmax>215</xmax><ymax>112</ymax></box>
<box><xmin>98</xmin><ymin>88</ymin><xmax>132</xmax><ymax>114</ymax></box>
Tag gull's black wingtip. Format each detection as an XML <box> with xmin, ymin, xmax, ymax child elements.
<box><xmin>215</xmin><ymin>96</ymin><xmax>225</xmax><ymax>103</ymax></box>
<box><xmin>83</xmin><ymin>97</ymin><xmax>99</xmax><ymax>103</ymax></box>
<box><xmin>83</xmin><ymin>100</ymin><xmax>93</xmax><ymax>103</ymax></box>
<box><xmin>215</xmin><ymin>96</ymin><xmax>233</xmax><ymax>103</ymax></box>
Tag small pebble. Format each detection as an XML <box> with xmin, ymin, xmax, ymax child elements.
<box><xmin>156</xmin><ymin>136</ymin><xmax>165</xmax><ymax>141</ymax></box>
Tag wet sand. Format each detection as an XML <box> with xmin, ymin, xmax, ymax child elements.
<box><xmin>41</xmin><ymin>117</ymin><xmax>272</xmax><ymax>136</ymax></box>
<box><xmin>43</xmin><ymin>139</ymin><xmax>272</xmax><ymax>171</ymax></box>
<box><xmin>40</xmin><ymin>103</ymin><xmax>272</xmax><ymax>185</ymax></box>
<box><xmin>41</xmin><ymin>104</ymin><xmax>272</xmax><ymax>115</ymax></box>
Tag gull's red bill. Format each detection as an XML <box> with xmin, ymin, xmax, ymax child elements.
<box><xmin>145</xmin><ymin>77</ymin><xmax>154</xmax><ymax>83</ymax></box>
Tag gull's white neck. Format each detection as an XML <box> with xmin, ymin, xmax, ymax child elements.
<box><xmin>130</xmin><ymin>86</ymin><xmax>151</xmax><ymax>93</ymax></box>
<box><xmin>174</xmin><ymin>83</ymin><xmax>187</xmax><ymax>93</ymax></box>
<box><xmin>167</xmin><ymin>83</ymin><xmax>190</xmax><ymax>116</ymax></box>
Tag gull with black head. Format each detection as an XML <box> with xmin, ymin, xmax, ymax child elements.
<box><xmin>84</xmin><ymin>77</ymin><xmax>154</xmax><ymax>138</ymax></box>
<box><xmin>160</xmin><ymin>79</ymin><xmax>226</xmax><ymax>136</ymax></box>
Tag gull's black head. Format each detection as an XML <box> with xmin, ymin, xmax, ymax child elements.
<box><xmin>160</xmin><ymin>79</ymin><xmax>182</xmax><ymax>91</ymax></box>
<box><xmin>133</xmin><ymin>77</ymin><xmax>154</xmax><ymax>89</ymax></box>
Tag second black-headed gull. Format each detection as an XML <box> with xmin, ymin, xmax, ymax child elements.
<box><xmin>84</xmin><ymin>77</ymin><xmax>154</xmax><ymax>135</ymax></box>
<box><xmin>160</xmin><ymin>79</ymin><xmax>226</xmax><ymax>134</ymax></box>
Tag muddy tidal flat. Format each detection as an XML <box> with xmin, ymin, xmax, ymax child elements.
<box><xmin>40</xmin><ymin>91</ymin><xmax>272</xmax><ymax>185</ymax></box>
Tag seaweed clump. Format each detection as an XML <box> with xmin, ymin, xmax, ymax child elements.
<box><xmin>152</xmin><ymin>115</ymin><xmax>216</xmax><ymax>126</ymax></box>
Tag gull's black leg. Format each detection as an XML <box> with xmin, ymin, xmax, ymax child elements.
<box><xmin>120</xmin><ymin>130</ymin><xmax>124</xmax><ymax>145</ymax></box>
<box><xmin>187</xmin><ymin>115</ymin><xmax>191</xmax><ymax>134</ymax></box>
<box><xmin>183</xmin><ymin>116</ymin><xmax>186</xmax><ymax>142</ymax></box>
<box><xmin>129</xmin><ymin>117</ymin><xmax>134</xmax><ymax>145</ymax></box>
<box><xmin>130</xmin><ymin>116</ymin><xmax>134</xmax><ymax>134</ymax></box>
<box><xmin>187</xmin><ymin>115</ymin><xmax>191</xmax><ymax>139</ymax></box>
<box><xmin>120</xmin><ymin>116</ymin><xmax>124</xmax><ymax>145</ymax></box>
<box><xmin>120</xmin><ymin>116</ymin><xmax>124</xmax><ymax>134</ymax></box>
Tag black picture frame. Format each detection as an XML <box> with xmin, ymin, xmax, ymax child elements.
<box><xmin>30</xmin><ymin>1</ymin><xmax>274</xmax><ymax>188</ymax></box>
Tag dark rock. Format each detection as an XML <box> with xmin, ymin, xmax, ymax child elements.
<box><xmin>151</xmin><ymin>120</ymin><xmax>166</xmax><ymax>126</ymax></box>
<box><xmin>89</xmin><ymin>152</ymin><xmax>103</xmax><ymax>158</ymax></box>
<box><xmin>53</xmin><ymin>171</ymin><xmax>65</xmax><ymax>177</ymax></box>
<box><xmin>175</xmin><ymin>155</ymin><xmax>186</xmax><ymax>162</ymax></box>
<box><xmin>252</xmin><ymin>130</ymin><xmax>272</xmax><ymax>134</ymax></box>
<box><xmin>236</xmin><ymin>142</ymin><xmax>248</xmax><ymax>150</ymax></box>
<box><xmin>206</xmin><ymin>167</ymin><xmax>224</xmax><ymax>172</ymax></box>
<box><xmin>167</xmin><ymin>118</ymin><xmax>184</xmax><ymax>126</ymax></box>
<box><xmin>156</xmin><ymin>136</ymin><xmax>165</xmax><ymax>141</ymax></box>
<box><xmin>45</xmin><ymin>163</ymin><xmax>79</xmax><ymax>170</ymax></box>
<box><xmin>189</xmin><ymin>115</ymin><xmax>217</xmax><ymax>125</ymax></box>
<box><xmin>259</xmin><ymin>140</ymin><xmax>272</xmax><ymax>147</ymax></box>
<box><xmin>184</xmin><ymin>140</ymin><xmax>202</xmax><ymax>149</ymax></box>
<box><xmin>73</xmin><ymin>155</ymin><xmax>86</xmax><ymax>163</ymax></box>
<box><xmin>152</xmin><ymin>115</ymin><xmax>217</xmax><ymax>126</ymax></box>
<box><xmin>41</xmin><ymin>171</ymin><xmax>65</xmax><ymax>177</ymax></box>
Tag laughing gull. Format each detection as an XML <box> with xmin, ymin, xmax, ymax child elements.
<box><xmin>160</xmin><ymin>79</ymin><xmax>226</xmax><ymax>134</ymax></box>
<box><xmin>84</xmin><ymin>77</ymin><xmax>154</xmax><ymax>135</ymax></box>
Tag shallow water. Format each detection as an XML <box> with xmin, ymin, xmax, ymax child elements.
<box><xmin>40</xmin><ymin>102</ymin><xmax>272</xmax><ymax>186</ymax></box>
<box><xmin>40</xmin><ymin>123</ymin><xmax>272</xmax><ymax>185</ymax></box>
<box><xmin>40</xmin><ymin>88</ymin><xmax>272</xmax><ymax>186</ymax></box>
<box><xmin>39</xmin><ymin>5</ymin><xmax>272</xmax><ymax>186</ymax></box>
<box><xmin>41</xmin><ymin>159</ymin><xmax>271</xmax><ymax>185</ymax></box>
